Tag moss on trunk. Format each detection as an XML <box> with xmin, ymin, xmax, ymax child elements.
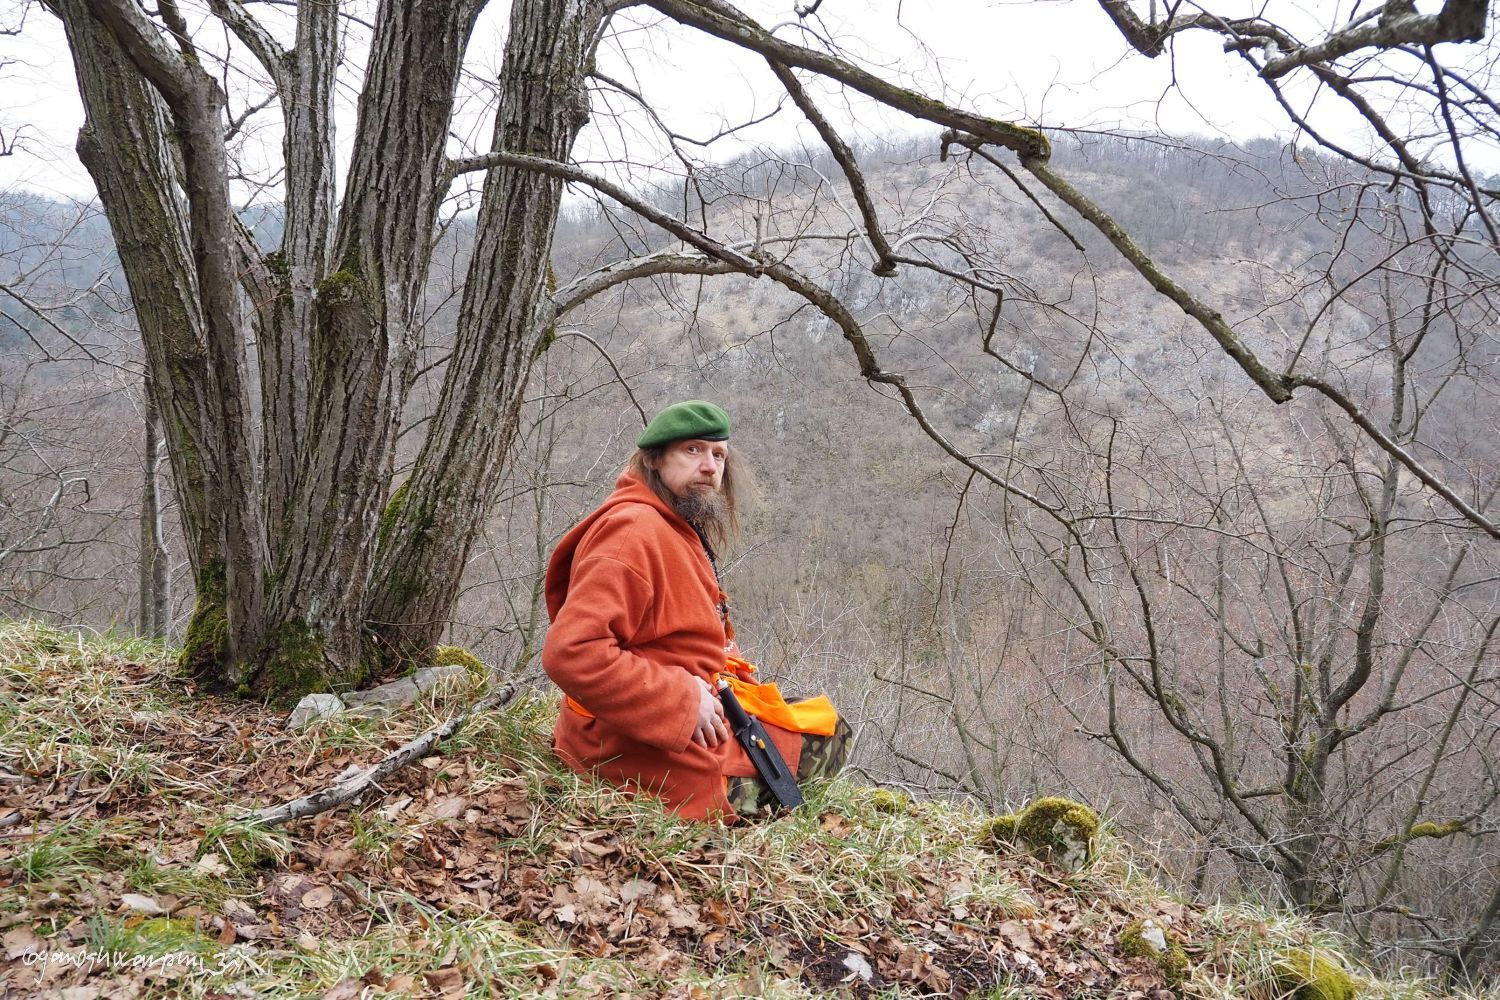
<box><xmin>251</xmin><ymin>620</ymin><xmax>374</xmax><ymax>706</ymax></box>
<box><xmin>179</xmin><ymin>562</ymin><xmax>230</xmax><ymax>687</ymax></box>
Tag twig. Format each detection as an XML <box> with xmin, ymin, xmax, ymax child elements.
<box><xmin>242</xmin><ymin>684</ymin><xmax>517</xmax><ymax>827</ymax></box>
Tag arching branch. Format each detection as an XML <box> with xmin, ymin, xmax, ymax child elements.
<box><xmin>642</xmin><ymin>0</ymin><xmax>1049</xmax><ymax>159</ymax></box>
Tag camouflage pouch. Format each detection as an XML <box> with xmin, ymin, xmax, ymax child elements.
<box><xmin>726</xmin><ymin>716</ymin><xmax>852</xmax><ymax>821</ymax></box>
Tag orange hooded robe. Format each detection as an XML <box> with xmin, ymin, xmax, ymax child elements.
<box><xmin>541</xmin><ymin>470</ymin><xmax>802</xmax><ymax>822</ymax></box>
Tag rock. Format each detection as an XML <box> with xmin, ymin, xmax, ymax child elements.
<box><xmin>1138</xmin><ymin>919</ymin><xmax>1168</xmax><ymax>953</ymax></box>
<box><xmin>412</xmin><ymin>664</ymin><xmax>471</xmax><ymax>694</ymax></box>
<box><xmin>342</xmin><ymin>678</ymin><xmax>418</xmax><ymax>709</ymax></box>
<box><xmin>342</xmin><ymin>665</ymin><xmax>473</xmax><ymax>711</ymax></box>
<box><xmin>980</xmin><ymin>796</ymin><xmax>1101</xmax><ymax>871</ymax></box>
<box><xmin>1119</xmin><ymin>917</ymin><xmax>1190</xmax><ymax>984</ymax></box>
<box><xmin>842</xmin><ymin>952</ymin><xmax>874</xmax><ymax>982</ymax></box>
<box><xmin>120</xmin><ymin>893</ymin><xmax>167</xmax><ymax>915</ymax></box>
<box><xmin>284</xmin><ymin>693</ymin><xmax>345</xmax><ymax>730</ymax></box>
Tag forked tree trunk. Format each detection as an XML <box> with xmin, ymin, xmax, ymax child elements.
<box><xmin>56</xmin><ymin>0</ymin><xmax>225</xmax><ymax>660</ymax></box>
<box><xmin>253</xmin><ymin>0</ymin><xmax>488</xmax><ymax>694</ymax></box>
<box><xmin>51</xmin><ymin>0</ymin><xmax>602</xmax><ymax>700</ymax></box>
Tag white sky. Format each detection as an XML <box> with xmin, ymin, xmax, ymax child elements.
<box><xmin>0</xmin><ymin>0</ymin><xmax>1488</xmax><ymax>203</ymax></box>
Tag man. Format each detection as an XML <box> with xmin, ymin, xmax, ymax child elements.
<box><xmin>542</xmin><ymin>400</ymin><xmax>847</xmax><ymax>822</ymax></box>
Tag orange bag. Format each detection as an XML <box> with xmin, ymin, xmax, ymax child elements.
<box><xmin>567</xmin><ymin>655</ymin><xmax>839</xmax><ymax>737</ymax></box>
<box><xmin>719</xmin><ymin>657</ymin><xmax>838</xmax><ymax>736</ymax></box>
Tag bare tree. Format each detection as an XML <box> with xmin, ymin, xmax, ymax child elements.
<box><xmin>0</xmin><ymin>190</ymin><xmax>146</xmax><ymax>621</ymax></box>
<box><xmin>27</xmin><ymin>0</ymin><xmax>1497</xmax><ymax>709</ymax></box>
<box><xmin>43</xmin><ymin>0</ymin><xmax>609</xmax><ymax>693</ymax></box>
<box><xmin>850</xmin><ymin>169</ymin><xmax>1500</xmax><ymax>970</ymax></box>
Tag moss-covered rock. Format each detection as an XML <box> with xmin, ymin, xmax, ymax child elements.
<box><xmin>1119</xmin><ymin>917</ymin><xmax>1189</xmax><ymax>985</ymax></box>
<box><xmin>981</xmin><ymin>796</ymin><xmax>1100</xmax><ymax>870</ymax></box>
<box><xmin>433</xmin><ymin>645</ymin><xmax>487</xmax><ymax>683</ymax></box>
<box><xmin>871</xmin><ymin>788</ymin><xmax>914</xmax><ymax>815</ymax></box>
<box><xmin>980</xmin><ymin>813</ymin><xmax>1020</xmax><ymax>843</ymax></box>
<box><xmin>1274</xmin><ymin>948</ymin><xmax>1357</xmax><ymax>1000</ymax></box>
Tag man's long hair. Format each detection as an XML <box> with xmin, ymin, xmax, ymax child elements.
<box><xmin>628</xmin><ymin>444</ymin><xmax>745</xmax><ymax>550</ymax></box>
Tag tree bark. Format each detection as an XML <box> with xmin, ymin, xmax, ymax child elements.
<box><xmin>366</xmin><ymin>0</ymin><xmax>610</xmax><ymax>664</ymax></box>
<box><xmin>137</xmin><ymin>383</ymin><xmax>168</xmax><ymax>638</ymax></box>
<box><xmin>81</xmin><ymin>0</ymin><xmax>270</xmax><ymax>678</ymax></box>
<box><xmin>53</xmin><ymin>0</ymin><xmax>488</xmax><ymax>697</ymax></box>
<box><xmin>255</xmin><ymin>0</ymin><xmax>337</xmax><ymax>537</ymax></box>
<box><xmin>52</xmin><ymin>0</ymin><xmax>225</xmax><ymax>666</ymax></box>
<box><xmin>256</xmin><ymin>0</ymin><xmax>488</xmax><ymax>691</ymax></box>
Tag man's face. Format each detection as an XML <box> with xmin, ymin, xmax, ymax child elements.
<box><xmin>654</xmin><ymin>438</ymin><xmax>728</xmax><ymax>498</ymax></box>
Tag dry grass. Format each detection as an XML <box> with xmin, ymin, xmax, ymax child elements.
<box><xmin>0</xmin><ymin>619</ymin><xmax>1493</xmax><ymax>999</ymax></box>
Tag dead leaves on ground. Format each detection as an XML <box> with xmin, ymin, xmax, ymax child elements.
<box><xmin>3</xmin><ymin>654</ymin><xmax>1193</xmax><ymax>999</ymax></box>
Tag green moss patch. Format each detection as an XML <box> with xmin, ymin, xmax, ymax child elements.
<box><xmin>179</xmin><ymin>561</ymin><xmax>229</xmax><ymax>685</ymax></box>
<box><xmin>378</xmin><ymin>480</ymin><xmax>410</xmax><ymax>549</ymax></box>
<box><xmin>257</xmin><ymin>619</ymin><xmax>336</xmax><ymax>703</ymax></box>
<box><xmin>981</xmin><ymin>796</ymin><xmax>1100</xmax><ymax>870</ymax></box>
<box><xmin>1119</xmin><ymin>917</ymin><xmax>1189</xmax><ymax>985</ymax></box>
<box><xmin>433</xmin><ymin>644</ymin><xmax>486</xmax><ymax>683</ymax></box>
<box><xmin>870</xmin><ymin>788</ymin><xmax>913</xmax><ymax>815</ymax></box>
<box><xmin>1275</xmin><ymin>948</ymin><xmax>1357</xmax><ymax>1000</ymax></box>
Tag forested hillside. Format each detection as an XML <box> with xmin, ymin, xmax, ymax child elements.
<box><xmin>3</xmin><ymin>129</ymin><xmax>1498</xmax><ymax>985</ymax></box>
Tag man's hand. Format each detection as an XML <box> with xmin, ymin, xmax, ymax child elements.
<box><xmin>692</xmin><ymin>676</ymin><xmax>728</xmax><ymax>748</ymax></box>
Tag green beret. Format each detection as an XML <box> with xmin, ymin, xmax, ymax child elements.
<box><xmin>637</xmin><ymin>400</ymin><xmax>731</xmax><ymax>448</ymax></box>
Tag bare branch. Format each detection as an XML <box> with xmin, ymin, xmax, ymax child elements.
<box><xmin>246</xmin><ymin>684</ymin><xmax>518</xmax><ymax>826</ymax></box>
<box><xmin>1096</xmin><ymin>0</ymin><xmax>1489</xmax><ymax>80</ymax></box>
<box><xmin>1289</xmin><ymin>374</ymin><xmax>1500</xmax><ymax>540</ymax></box>
<box><xmin>448</xmin><ymin>150</ymin><xmax>761</xmax><ymax>270</ymax></box>
<box><xmin>1260</xmin><ymin>1</ymin><xmax>1488</xmax><ymax>79</ymax></box>
<box><xmin>643</xmin><ymin>0</ymin><xmax>1049</xmax><ymax>158</ymax></box>
<box><xmin>764</xmin><ymin>59</ymin><xmax>898</xmax><ymax>276</ymax></box>
<box><xmin>206</xmin><ymin>0</ymin><xmax>289</xmax><ymax>89</ymax></box>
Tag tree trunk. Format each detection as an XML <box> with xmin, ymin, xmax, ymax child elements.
<box><xmin>53</xmin><ymin>0</ymin><xmax>488</xmax><ymax>699</ymax></box>
<box><xmin>255</xmin><ymin>0</ymin><xmax>487</xmax><ymax>692</ymax></box>
<box><xmin>53</xmin><ymin>0</ymin><xmax>607</xmax><ymax>699</ymax></box>
<box><xmin>257</xmin><ymin>0</ymin><xmax>338</xmax><ymax>539</ymax></box>
<box><xmin>80</xmin><ymin>0</ymin><xmax>270</xmax><ymax>680</ymax></box>
<box><xmin>366</xmin><ymin>0</ymin><xmax>610</xmax><ymax>665</ymax></box>
<box><xmin>54</xmin><ymin>0</ymin><xmax>226</xmax><ymax>668</ymax></box>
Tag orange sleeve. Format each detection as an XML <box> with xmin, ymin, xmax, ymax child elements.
<box><xmin>541</xmin><ymin>526</ymin><xmax>699</xmax><ymax>753</ymax></box>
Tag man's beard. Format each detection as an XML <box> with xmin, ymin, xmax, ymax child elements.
<box><xmin>673</xmin><ymin>486</ymin><xmax>726</xmax><ymax>536</ymax></box>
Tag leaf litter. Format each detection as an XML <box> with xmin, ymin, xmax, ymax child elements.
<box><xmin>0</xmin><ymin>625</ymin><xmax>1399</xmax><ymax>998</ymax></box>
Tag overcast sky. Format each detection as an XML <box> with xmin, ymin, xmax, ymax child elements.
<box><xmin>0</xmin><ymin>0</ymin><xmax>1484</xmax><ymax>203</ymax></box>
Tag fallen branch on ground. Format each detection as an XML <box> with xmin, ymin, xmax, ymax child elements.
<box><xmin>243</xmin><ymin>683</ymin><xmax>518</xmax><ymax>827</ymax></box>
